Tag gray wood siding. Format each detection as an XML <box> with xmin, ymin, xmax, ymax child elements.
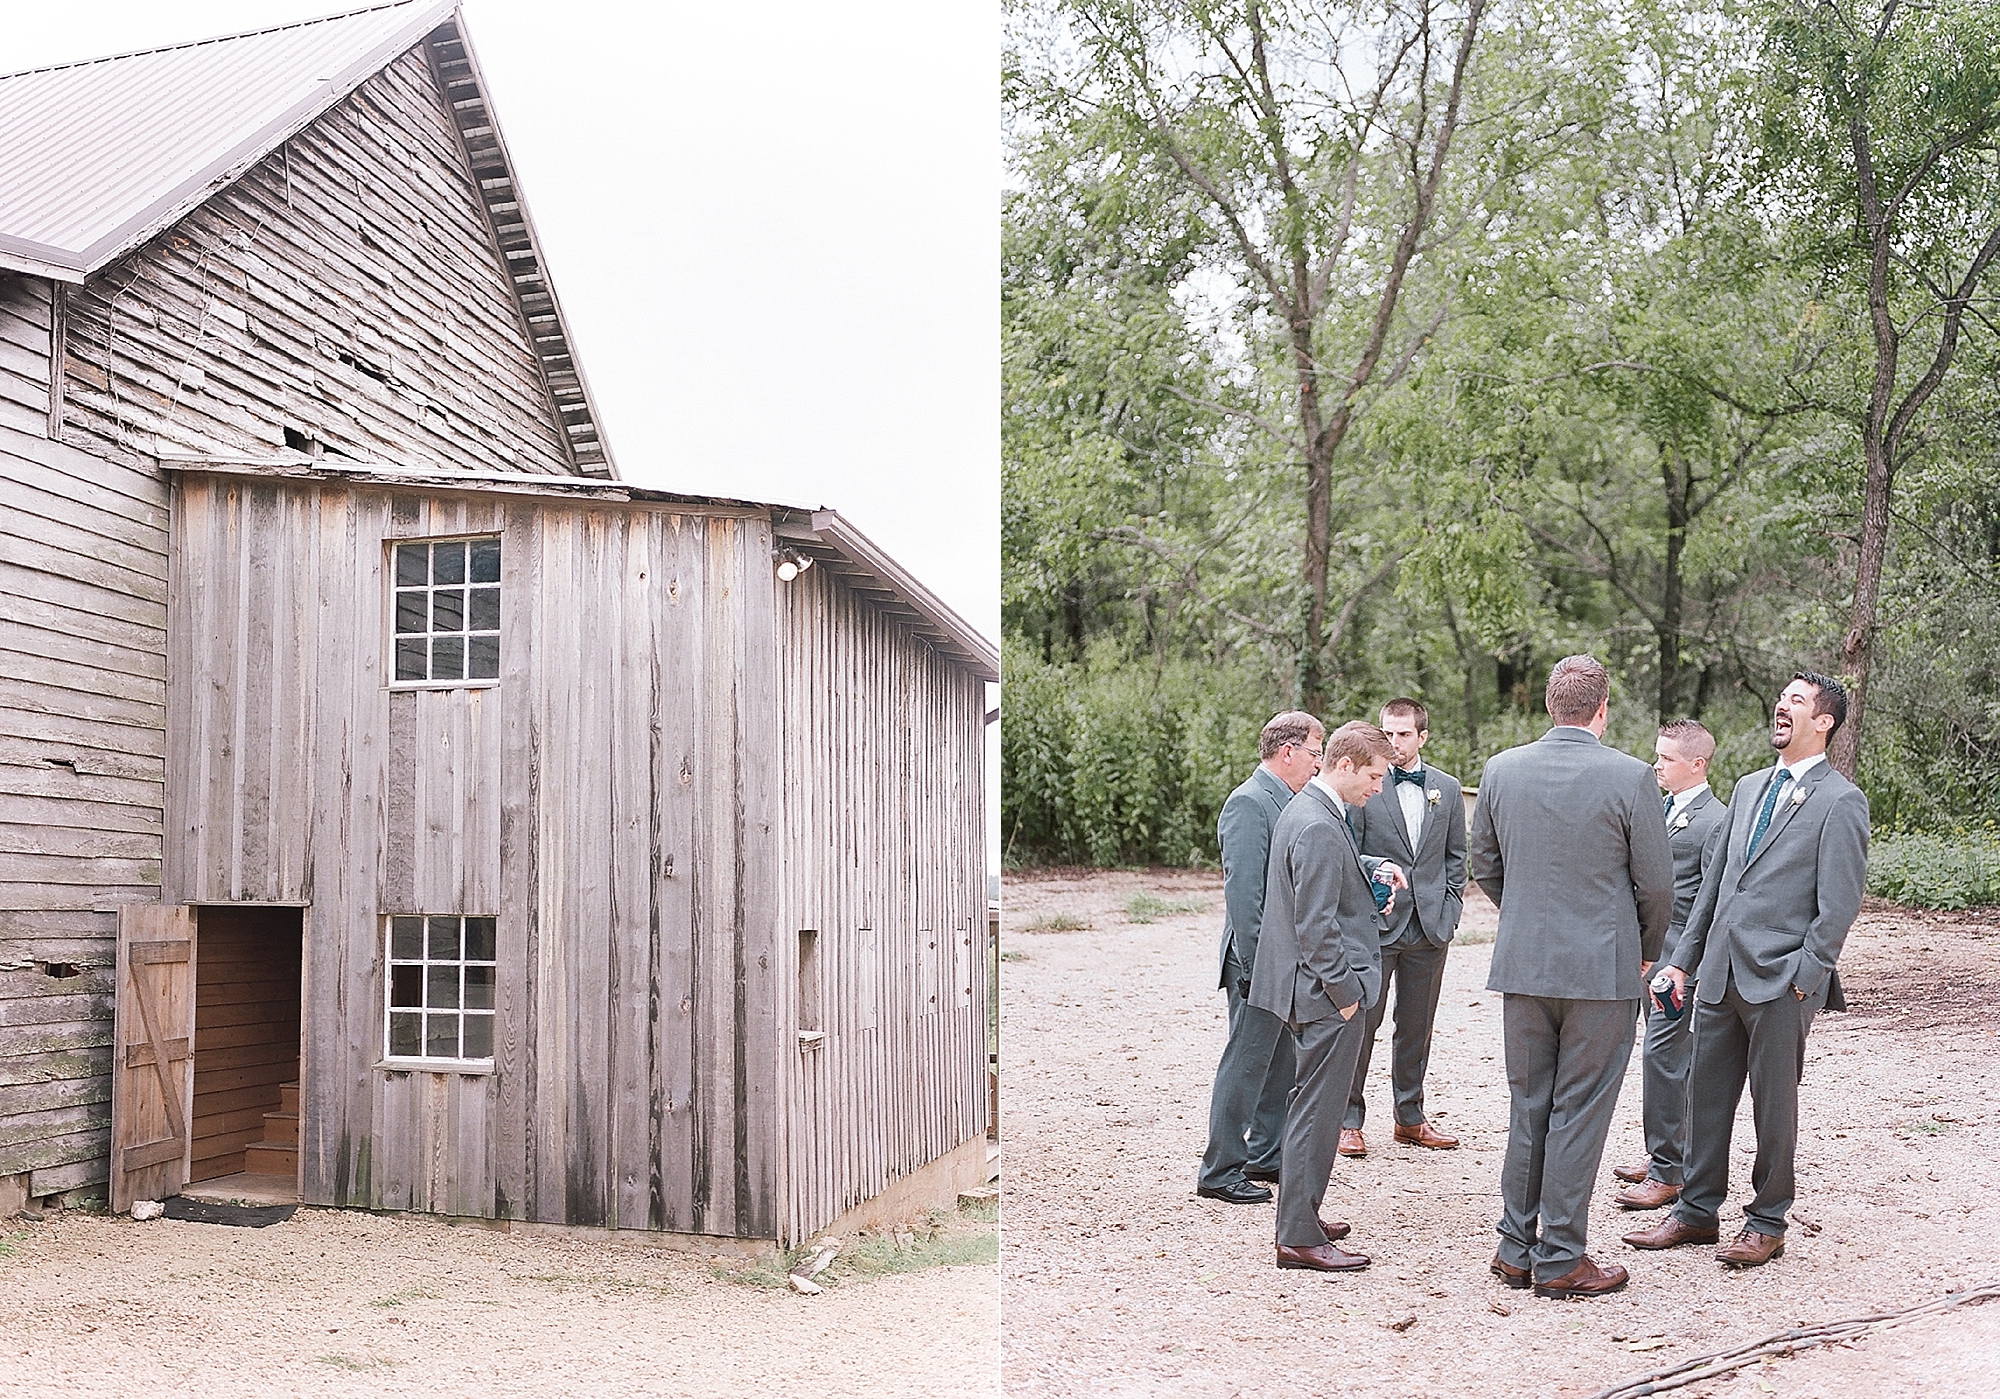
<box><xmin>61</xmin><ymin>48</ymin><xmax>578</xmax><ymax>478</ymax></box>
<box><xmin>776</xmin><ymin>563</ymin><xmax>989</xmax><ymax>1240</ymax></box>
<box><xmin>0</xmin><ymin>275</ymin><xmax>51</xmax><ymax>437</ymax></box>
<box><xmin>166</xmin><ymin>476</ymin><xmax>783</xmax><ymax>1238</ymax></box>
<box><xmin>0</xmin><ymin>423</ymin><xmax>168</xmax><ymax>1193</ymax></box>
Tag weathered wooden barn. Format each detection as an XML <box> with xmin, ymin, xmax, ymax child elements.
<box><xmin>0</xmin><ymin>0</ymin><xmax>996</xmax><ymax>1249</ymax></box>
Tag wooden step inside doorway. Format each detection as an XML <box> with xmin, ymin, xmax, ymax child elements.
<box><xmin>182</xmin><ymin>905</ymin><xmax>303</xmax><ymax>1206</ymax></box>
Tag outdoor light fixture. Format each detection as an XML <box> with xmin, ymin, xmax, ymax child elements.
<box><xmin>775</xmin><ymin>546</ymin><xmax>815</xmax><ymax>582</ymax></box>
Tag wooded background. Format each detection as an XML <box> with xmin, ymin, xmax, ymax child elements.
<box><xmin>1000</xmin><ymin>0</ymin><xmax>2000</xmax><ymax>899</ymax></box>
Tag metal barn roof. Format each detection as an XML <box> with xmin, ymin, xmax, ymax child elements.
<box><xmin>0</xmin><ymin>0</ymin><xmax>615</xmax><ymax>476</ymax></box>
<box><xmin>0</xmin><ymin>1</ymin><xmax>453</xmax><ymax>279</ymax></box>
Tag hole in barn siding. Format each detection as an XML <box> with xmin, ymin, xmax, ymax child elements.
<box><xmin>42</xmin><ymin>757</ymin><xmax>77</xmax><ymax>772</ymax></box>
<box><xmin>40</xmin><ymin>962</ymin><xmax>81</xmax><ymax>980</ymax></box>
<box><xmin>283</xmin><ymin>425</ymin><xmax>323</xmax><ymax>456</ymax></box>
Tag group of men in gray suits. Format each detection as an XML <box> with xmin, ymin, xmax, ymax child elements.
<box><xmin>1199</xmin><ymin>656</ymin><xmax>1869</xmax><ymax>1294</ymax></box>
<box><xmin>1201</xmin><ymin>703</ymin><xmax>1467</xmax><ymax>1273</ymax></box>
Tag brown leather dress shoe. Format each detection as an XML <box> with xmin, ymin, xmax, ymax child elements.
<box><xmin>1533</xmin><ymin>1255</ymin><xmax>1629</xmax><ymax>1298</ymax></box>
<box><xmin>1622</xmin><ymin>1215</ymin><xmax>1719</xmax><ymax>1250</ymax></box>
<box><xmin>1393</xmin><ymin>1120</ymin><xmax>1458</xmax><ymax>1149</ymax></box>
<box><xmin>1338</xmin><ymin>1128</ymin><xmax>1367</xmax><ymax>1157</ymax></box>
<box><xmin>1614</xmin><ymin>1178</ymin><xmax>1681</xmax><ymax>1210</ymax></box>
<box><xmin>1716</xmin><ymin>1229</ymin><xmax>1785</xmax><ymax>1267</ymax></box>
<box><xmin>1319</xmin><ymin>1218</ymin><xmax>1352</xmax><ymax>1242</ymax></box>
<box><xmin>1277</xmin><ymin>1241</ymin><xmax>1370</xmax><ymax>1272</ymax></box>
<box><xmin>1488</xmin><ymin>1255</ymin><xmax>1530</xmax><ymax>1289</ymax></box>
<box><xmin>1612</xmin><ymin>1162</ymin><xmax>1650</xmax><ymax>1184</ymax></box>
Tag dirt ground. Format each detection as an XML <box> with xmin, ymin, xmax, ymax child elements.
<box><xmin>0</xmin><ymin>1202</ymin><xmax>997</xmax><ymax>1397</ymax></box>
<box><xmin>999</xmin><ymin>868</ymin><xmax>2000</xmax><ymax>1398</ymax></box>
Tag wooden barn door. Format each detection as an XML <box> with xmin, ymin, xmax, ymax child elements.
<box><xmin>110</xmin><ymin>905</ymin><xmax>198</xmax><ymax>1212</ymax></box>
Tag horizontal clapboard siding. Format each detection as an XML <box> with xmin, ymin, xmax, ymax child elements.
<box><xmin>62</xmin><ymin>47</ymin><xmax>576</xmax><ymax>478</ymax></box>
<box><xmin>167</xmin><ymin>476</ymin><xmax>783</xmax><ymax>1238</ymax></box>
<box><xmin>0</xmin><ymin>275</ymin><xmax>51</xmax><ymax>437</ymax></box>
<box><xmin>777</xmin><ymin>562</ymin><xmax>988</xmax><ymax>1241</ymax></box>
<box><xmin>0</xmin><ymin>423</ymin><xmax>168</xmax><ymax>1192</ymax></box>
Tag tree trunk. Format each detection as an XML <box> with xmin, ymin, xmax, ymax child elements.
<box><xmin>1657</xmin><ymin>445</ymin><xmax>1689</xmax><ymax>721</ymax></box>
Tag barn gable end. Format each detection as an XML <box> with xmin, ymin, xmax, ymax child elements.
<box><xmin>59</xmin><ymin>38</ymin><xmax>591</xmax><ymax>478</ymax></box>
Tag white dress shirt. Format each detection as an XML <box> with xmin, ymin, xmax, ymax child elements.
<box><xmin>1665</xmin><ymin>780</ymin><xmax>1710</xmax><ymax>827</ymax></box>
<box><xmin>1392</xmin><ymin>763</ymin><xmax>1426</xmax><ymax>846</ymax></box>
<box><xmin>1777</xmin><ymin>752</ymin><xmax>1827</xmax><ymax>782</ymax></box>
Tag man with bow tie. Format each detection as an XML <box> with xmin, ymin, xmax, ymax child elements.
<box><xmin>1625</xmin><ymin>672</ymin><xmax>1868</xmax><ymax>1268</ymax></box>
<box><xmin>1340</xmin><ymin>698</ymin><xmax>1467</xmax><ymax>1159</ymax></box>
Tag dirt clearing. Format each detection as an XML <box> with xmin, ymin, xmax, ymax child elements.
<box><xmin>1000</xmin><ymin>868</ymin><xmax>2000</xmax><ymax>1397</ymax></box>
<box><xmin>0</xmin><ymin>1202</ymin><xmax>996</xmax><ymax>1397</ymax></box>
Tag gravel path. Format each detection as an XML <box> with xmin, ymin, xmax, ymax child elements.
<box><xmin>999</xmin><ymin>868</ymin><xmax>2000</xmax><ymax>1397</ymax></box>
<box><xmin>0</xmin><ymin>1204</ymin><xmax>996</xmax><ymax>1397</ymax></box>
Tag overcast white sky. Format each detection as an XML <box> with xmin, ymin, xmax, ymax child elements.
<box><xmin>7</xmin><ymin>0</ymin><xmax>1001</xmax><ymax>864</ymax></box>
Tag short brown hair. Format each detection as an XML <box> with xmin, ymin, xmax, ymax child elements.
<box><xmin>1657</xmin><ymin>717</ymin><xmax>1715</xmax><ymax>764</ymax></box>
<box><xmin>1545</xmin><ymin>655</ymin><xmax>1610</xmax><ymax>725</ymax></box>
<box><xmin>1381</xmin><ymin>697</ymin><xmax>1429</xmax><ymax>732</ymax></box>
<box><xmin>1259</xmin><ymin>710</ymin><xmax>1325</xmax><ymax>759</ymax></box>
<box><xmin>1323</xmin><ymin>720</ymin><xmax>1394</xmax><ymax>770</ymax></box>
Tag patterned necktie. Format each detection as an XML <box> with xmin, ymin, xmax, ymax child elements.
<box><xmin>1391</xmin><ymin>766</ymin><xmax>1426</xmax><ymax>786</ymax></box>
<box><xmin>1662</xmin><ymin>792</ymin><xmax>1674</xmax><ymax>820</ymax></box>
<box><xmin>1745</xmin><ymin>768</ymin><xmax>1794</xmax><ymax>861</ymax></box>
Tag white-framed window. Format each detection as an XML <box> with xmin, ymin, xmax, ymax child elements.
<box><xmin>385</xmin><ymin>915</ymin><xmax>496</xmax><ymax>1064</ymax></box>
<box><xmin>392</xmin><ymin>536</ymin><xmax>500</xmax><ymax>684</ymax></box>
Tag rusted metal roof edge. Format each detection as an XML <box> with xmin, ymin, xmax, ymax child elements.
<box><xmin>0</xmin><ymin>0</ymin><xmax>459</xmax><ymax>285</ymax></box>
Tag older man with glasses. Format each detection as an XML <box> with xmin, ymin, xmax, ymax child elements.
<box><xmin>1197</xmin><ymin>711</ymin><xmax>1327</xmax><ymax>1204</ymax></box>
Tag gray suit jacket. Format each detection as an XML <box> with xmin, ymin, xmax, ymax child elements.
<box><xmin>1216</xmin><ymin>764</ymin><xmax>1296</xmax><ymax>991</ymax></box>
<box><xmin>1356</xmin><ymin>764</ymin><xmax>1467</xmax><ymax>946</ymax></box>
<box><xmin>1670</xmin><ymin>760</ymin><xmax>1869</xmax><ymax>1006</ymax></box>
<box><xmin>1468</xmin><ymin>727</ymin><xmax>1675</xmax><ymax>1000</ymax></box>
<box><xmin>1662</xmin><ymin>788</ymin><xmax>1728</xmax><ymax>957</ymax></box>
<box><xmin>1249</xmin><ymin>783</ymin><xmax>1389</xmax><ymax>1025</ymax></box>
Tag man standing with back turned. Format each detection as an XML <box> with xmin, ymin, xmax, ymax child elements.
<box><xmin>1469</xmin><ymin>656</ymin><xmax>1673</xmax><ymax>1298</ymax></box>
<box><xmin>1197</xmin><ymin>712</ymin><xmax>1326</xmax><ymax>1205</ymax></box>
<box><xmin>1342</xmin><ymin>698</ymin><xmax>1467</xmax><ymax>1159</ymax></box>
<box><xmin>1625</xmin><ymin>673</ymin><xmax>1868</xmax><ymax>1268</ymax></box>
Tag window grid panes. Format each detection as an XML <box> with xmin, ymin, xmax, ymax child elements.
<box><xmin>394</xmin><ymin>537</ymin><xmax>500</xmax><ymax>683</ymax></box>
<box><xmin>386</xmin><ymin>915</ymin><xmax>497</xmax><ymax>1062</ymax></box>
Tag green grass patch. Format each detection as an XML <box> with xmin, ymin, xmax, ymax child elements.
<box><xmin>1867</xmin><ymin>832</ymin><xmax>2000</xmax><ymax>910</ymax></box>
<box><xmin>314</xmin><ymin>1355</ymin><xmax>394</xmax><ymax>1372</ymax></box>
<box><xmin>1023</xmin><ymin>911</ymin><xmax>1089</xmax><ymax>932</ymax></box>
<box><xmin>707</xmin><ymin>1257</ymin><xmax>794</xmax><ymax>1290</ymax></box>
<box><xmin>999</xmin><ymin>949</ymin><xmax>1029</xmax><ymax>962</ymax></box>
<box><xmin>368</xmin><ymin>1286</ymin><xmax>438</xmax><ymax>1308</ymax></box>
<box><xmin>1124</xmin><ymin>892</ymin><xmax>1208</xmax><ymax>923</ymax></box>
<box><xmin>1455</xmin><ymin>926</ymin><xmax>1496</xmax><ymax>945</ymax></box>
<box><xmin>1903</xmin><ymin>1119</ymin><xmax>1950</xmax><ymax>1136</ymax></box>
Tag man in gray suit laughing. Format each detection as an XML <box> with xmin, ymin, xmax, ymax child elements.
<box><xmin>1625</xmin><ymin>672</ymin><xmax>1869</xmax><ymax>1268</ymax></box>
<box><xmin>1251</xmin><ymin>721</ymin><xmax>1400</xmax><ymax>1273</ymax></box>
<box><xmin>1469</xmin><ymin>655</ymin><xmax>1674</xmax><ymax>1298</ymax></box>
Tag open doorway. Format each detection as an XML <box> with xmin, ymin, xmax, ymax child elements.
<box><xmin>186</xmin><ymin>905</ymin><xmax>303</xmax><ymax>1203</ymax></box>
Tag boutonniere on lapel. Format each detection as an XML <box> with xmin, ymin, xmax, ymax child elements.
<box><xmin>1672</xmin><ymin>811</ymin><xmax>1692</xmax><ymax>832</ymax></box>
<box><xmin>1790</xmin><ymin>785</ymin><xmax>1808</xmax><ymax>807</ymax></box>
<box><xmin>1426</xmin><ymin>788</ymin><xmax>1441</xmax><ymax>807</ymax></box>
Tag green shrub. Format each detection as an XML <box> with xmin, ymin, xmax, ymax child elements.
<box><xmin>1866</xmin><ymin>832</ymin><xmax>2000</xmax><ymax>910</ymax></box>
